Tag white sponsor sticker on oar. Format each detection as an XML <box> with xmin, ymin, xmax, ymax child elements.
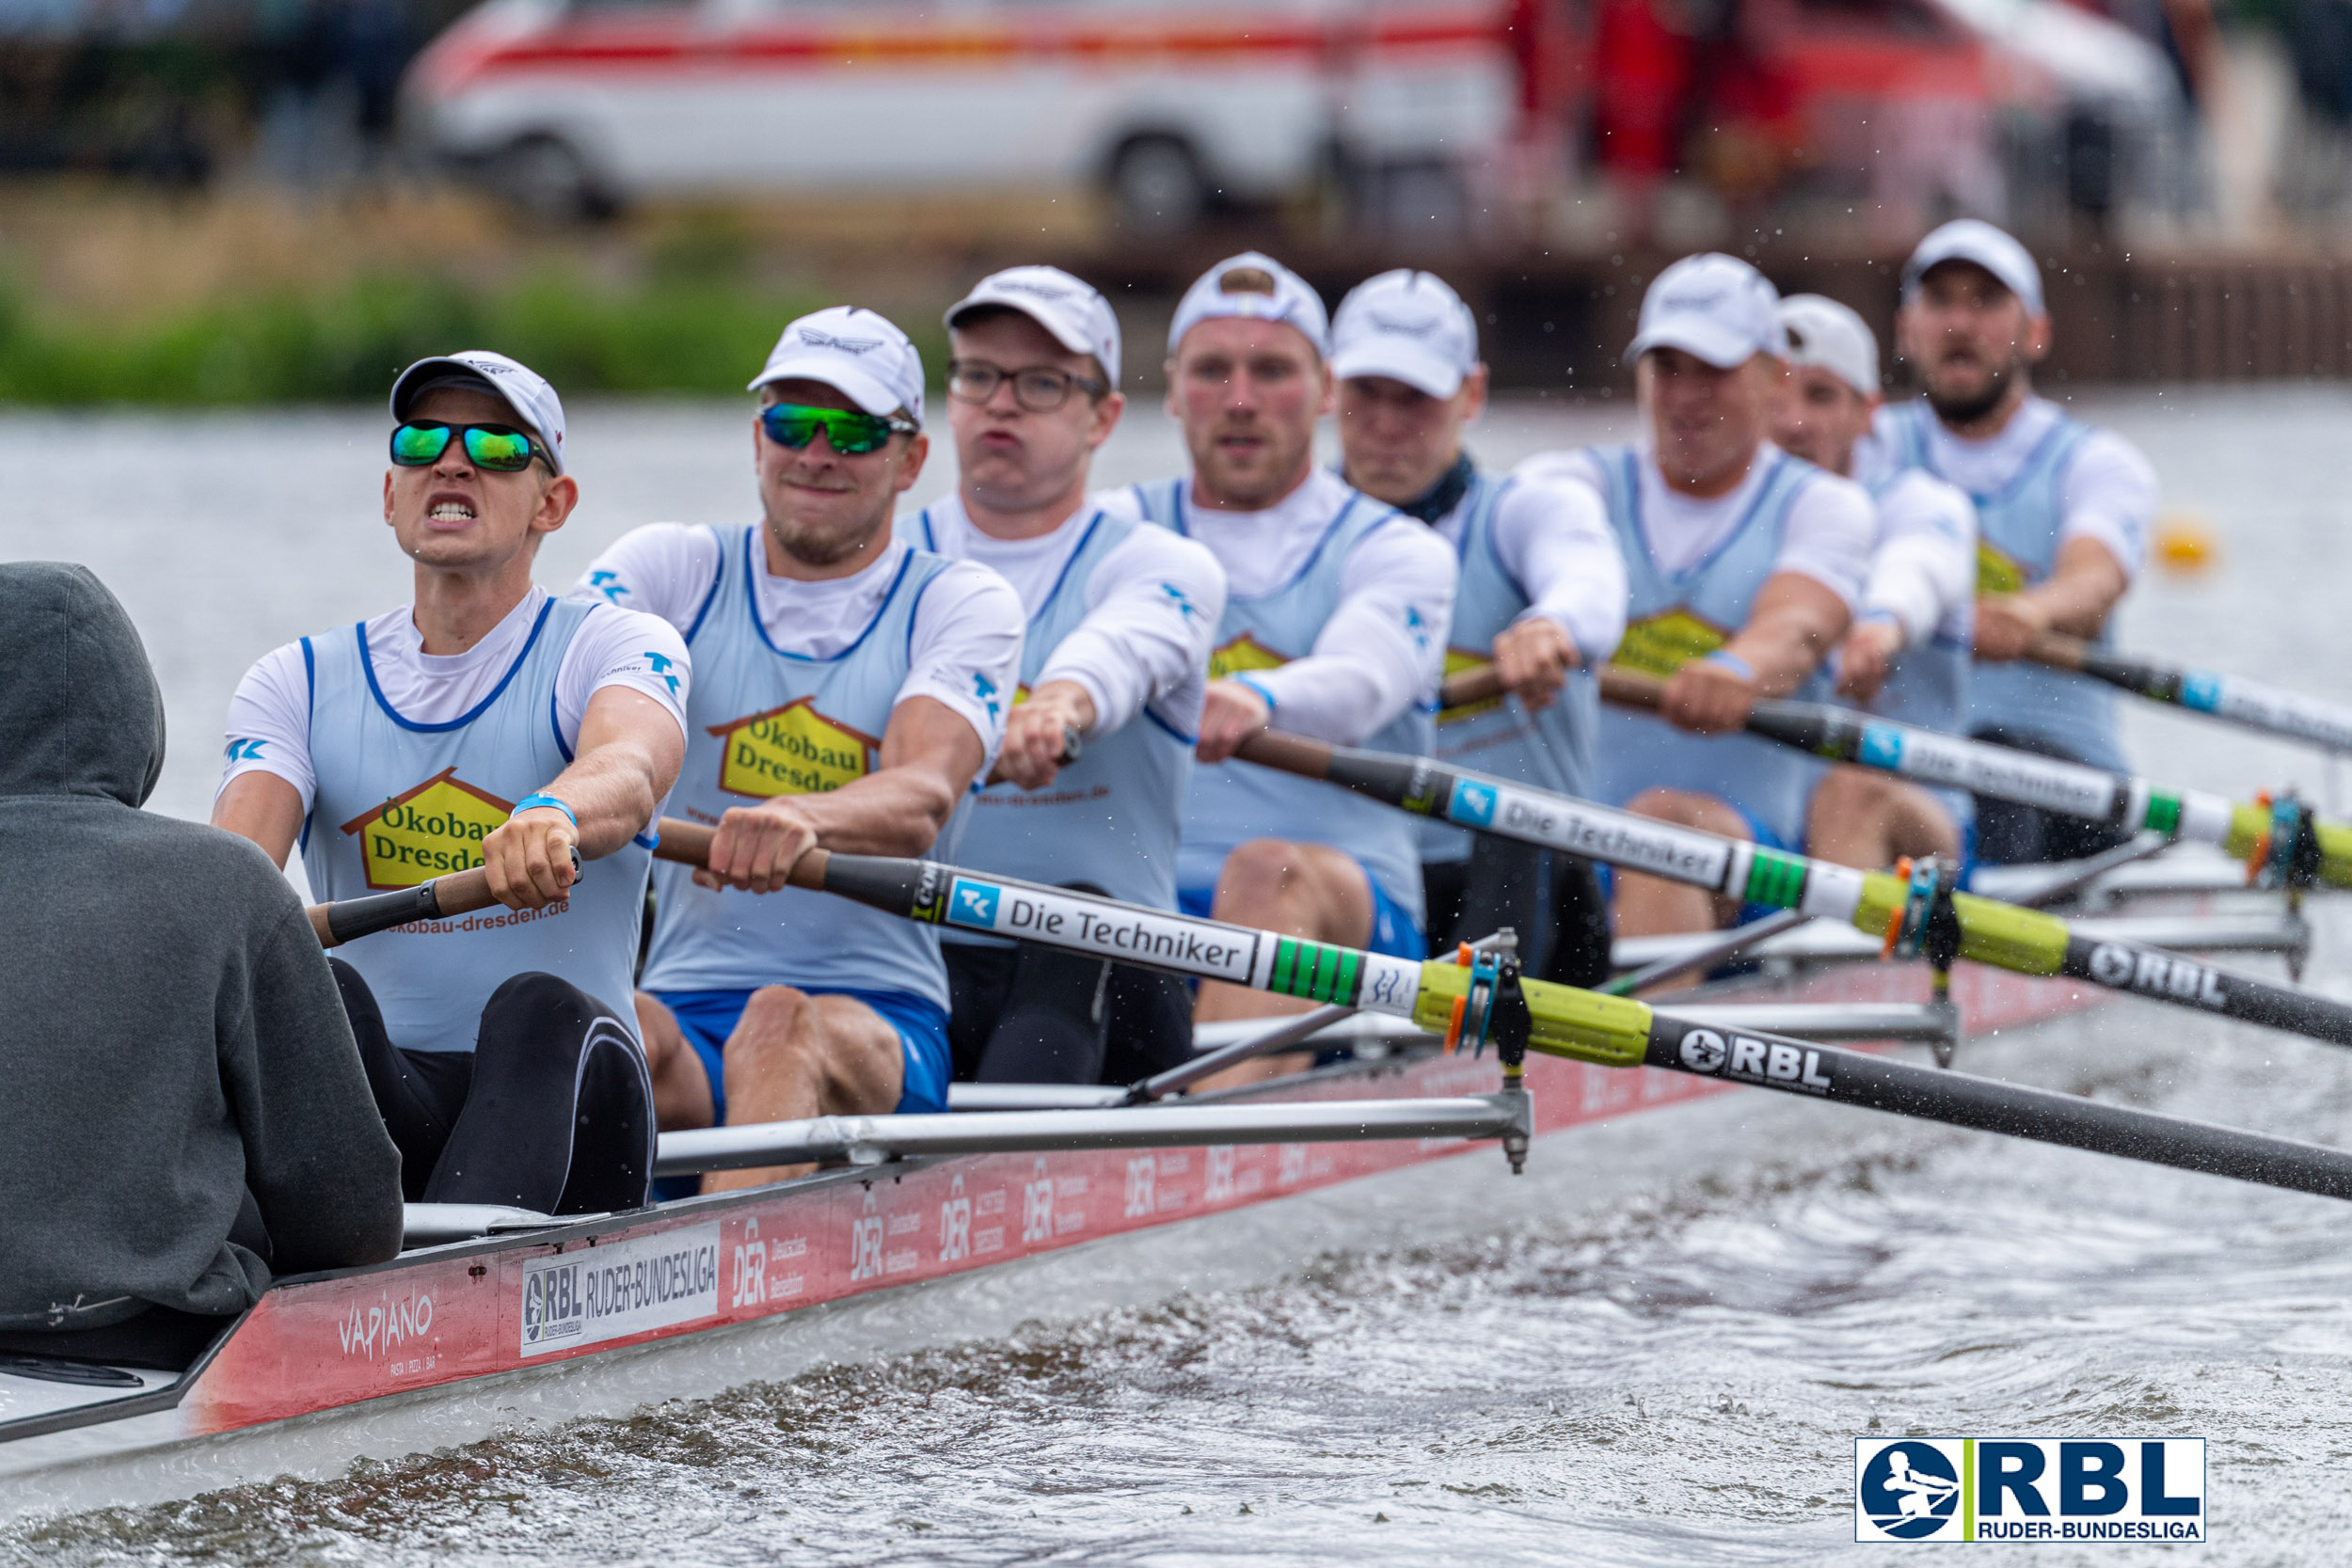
<box><xmin>1446</xmin><ymin>777</ymin><xmax>1735</xmax><ymax>886</ymax></box>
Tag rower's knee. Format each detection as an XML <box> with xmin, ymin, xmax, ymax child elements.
<box><xmin>1628</xmin><ymin>787</ymin><xmax>1750</xmax><ymax>841</ymax></box>
<box><xmin>1809</xmin><ymin>767</ymin><xmax>1895</xmax><ymax>826</ymax></box>
<box><xmin>1214</xmin><ymin>839</ymin><xmax>1366</xmax><ymax>936</ymax></box>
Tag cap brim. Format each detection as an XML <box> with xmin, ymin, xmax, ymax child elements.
<box><xmin>1904</xmin><ymin>251</ymin><xmax>2045</xmax><ymax>317</ymax></box>
<box><xmin>946</xmin><ymin>294</ymin><xmax>1094</xmax><ymax>359</ymax></box>
<box><xmin>389</xmin><ymin>357</ymin><xmax>563</xmax><ymax>471</ymax></box>
<box><xmin>1626</xmin><ymin>319</ymin><xmax>1769</xmax><ymax>370</ymax></box>
<box><xmin>748</xmin><ymin>356</ymin><xmax>909</xmax><ymax>420</ymax></box>
<box><xmin>1331</xmin><ymin>340</ymin><xmax>1466</xmax><ymax>399</ymax></box>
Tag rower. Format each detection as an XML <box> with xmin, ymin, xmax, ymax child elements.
<box><xmin>4</xmin><ymin>564</ymin><xmax>401</xmax><ymax>1370</ymax></box>
<box><xmin>1108</xmin><ymin>252</ymin><xmax>1457</xmax><ymax>1075</ymax></box>
<box><xmin>1772</xmin><ymin>293</ymin><xmax>1979</xmax><ymax>873</ymax></box>
<box><xmin>1523</xmin><ymin>254</ymin><xmax>1872</xmax><ymax>936</ymax></box>
<box><xmin>580</xmin><ymin>308</ymin><xmax>1023</xmax><ymax>1190</ymax></box>
<box><xmin>1866</xmin><ymin>219</ymin><xmax>2158</xmax><ymax>864</ymax></box>
<box><xmin>905</xmin><ymin>267</ymin><xmax>1226</xmax><ymax>1086</ymax></box>
<box><xmin>1328</xmin><ymin>268</ymin><xmax>1626</xmax><ymax>985</ymax></box>
<box><xmin>214</xmin><ymin>353</ymin><xmax>686</xmax><ymax>1215</ymax></box>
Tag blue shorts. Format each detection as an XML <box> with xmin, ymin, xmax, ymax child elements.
<box><xmin>653</xmin><ymin>987</ymin><xmax>952</xmax><ymax>1124</ymax></box>
<box><xmin>1178</xmin><ymin>854</ymin><xmax>1424</xmax><ymax>961</ymax></box>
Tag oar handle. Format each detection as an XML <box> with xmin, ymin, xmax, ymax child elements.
<box><xmin>1596</xmin><ymin>665</ymin><xmax>1667</xmax><ymax>711</ymax></box>
<box><xmin>306</xmin><ymin>850</ymin><xmax>577</xmax><ymax>950</ymax></box>
<box><xmin>2025</xmin><ymin>630</ymin><xmax>2092</xmax><ymax>672</ymax></box>
<box><xmin>652</xmin><ymin>816</ymin><xmax>830</xmax><ymax>891</ymax></box>
<box><xmin>1232</xmin><ymin>728</ymin><xmax>1337</xmax><ymax>780</ymax></box>
<box><xmin>1438</xmin><ymin>664</ymin><xmax>1507</xmax><ymax>710</ymax></box>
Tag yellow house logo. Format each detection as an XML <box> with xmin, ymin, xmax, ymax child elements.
<box><xmin>711</xmin><ymin>698</ymin><xmax>878</xmax><ymax>798</ymax></box>
<box><xmin>1209</xmin><ymin>632</ymin><xmax>1290</xmax><ymax>684</ymax></box>
<box><xmin>340</xmin><ymin>768</ymin><xmax>512</xmax><ymax>890</ymax></box>
<box><xmin>1978</xmin><ymin>539</ymin><xmax>2029</xmax><ymax>596</ymax></box>
<box><xmin>1612</xmin><ymin>607</ymin><xmax>1730</xmax><ymax>681</ymax></box>
<box><xmin>1438</xmin><ymin>647</ymin><xmax>1502</xmax><ymax>725</ymax></box>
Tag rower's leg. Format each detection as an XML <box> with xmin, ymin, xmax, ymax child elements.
<box><xmin>970</xmin><ymin>944</ymin><xmax>1112</xmax><ymax>1085</ymax></box>
<box><xmin>1541</xmin><ymin>853</ymin><xmax>1613</xmax><ymax>990</ymax></box>
<box><xmin>1614</xmin><ymin>788</ymin><xmax>1751</xmax><ymax>937</ymax></box>
<box><xmin>634</xmin><ymin>991</ymin><xmax>717</xmax><ymax>1132</ymax></box>
<box><xmin>1192</xmin><ymin>838</ymin><xmax>1379</xmax><ymax>1088</ymax></box>
<box><xmin>331</xmin><ymin>958</ymin><xmax>467</xmax><ymax>1203</ymax></box>
<box><xmin>1100</xmin><ymin>967</ymin><xmax>1200</xmax><ymax>1083</ymax></box>
<box><xmin>1806</xmin><ymin>767</ymin><xmax>1962</xmax><ymax>871</ymax></box>
<box><xmin>705</xmin><ymin>988</ymin><xmax>904</xmax><ymax>1194</ymax></box>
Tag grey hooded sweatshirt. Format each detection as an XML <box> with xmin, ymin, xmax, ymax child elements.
<box><xmin>0</xmin><ymin>562</ymin><xmax>403</xmax><ymax>1330</ymax></box>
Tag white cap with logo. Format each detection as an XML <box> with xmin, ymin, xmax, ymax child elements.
<box><xmin>1330</xmin><ymin>269</ymin><xmax>1480</xmax><ymax>398</ymax></box>
<box><xmin>946</xmin><ymin>265</ymin><xmax>1122</xmax><ymax>389</ymax></box>
<box><xmin>750</xmin><ymin>306</ymin><xmax>927</xmax><ymax>428</ymax></box>
<box><xmin>1902</xmin><ymin>219</ymin><xmax>2045</xmax><ymax>317</ymax></box>
<box><xmin>390</xmin><ymin>351</ymin><xmax>568</xmax><ymax>473</ymax></box>
<box><xmin>1168</xmin><ymin>251</ymin><xmax>1330</xmax><ymax>359</ymax></box>
<box><xmin>1626</xmin><ymin>253</ymin><xmax>1788</xmax><ymax>369</ymax></box>
<box><xmin>1778</xmin><ymin>293</ymin><xmax>1881</xmax><ymax>399</ymax></box>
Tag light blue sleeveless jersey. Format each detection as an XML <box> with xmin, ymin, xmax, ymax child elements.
<box><xmin>1851</xmin><ymin>468</ymin><xmax>1975</xmax><ymax>829</ymax></box>
<box><xmin>640</xmin><ymin>528</ymin><xmax>957</xmax><ymax>1009</ymax></box>
<box><xmin>909</xmin><ymin>506</ymin><xmax>1194</xmax><ymax>918</ymax></box>
<box><xmin>1880</xmin><ymin>402</ymin><xmax>2124</xmax><ymax>771</ymax></box>
<box><xmin>1130</xmin><ymin>478</ymin><xmax>1433</xmax><ymax>923</ymax></box>
<box><xmin>1593</xmin><ymin>444</ymin><xmax>1831</xmax><ymax>848</ymax></box>
<box><xmin>1422</xmin><ymin>470</ymin><xmax>1600</xmax><ymax>864</ymax></box>
<box><xmin>303</xmin><ymin>594</ymin><xmax>653</xmax><ymax>1053</ymax></box>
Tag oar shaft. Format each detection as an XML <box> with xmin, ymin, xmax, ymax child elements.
<box><xmin>1230</xmin><ymin>734</ymin><xmax>2352</xmax><ymax>1050</ymax></box>
<box><xmin>2028</xmin><ymin>631</ymin><xmax>2352</xmax><ymax>756</ymax></box>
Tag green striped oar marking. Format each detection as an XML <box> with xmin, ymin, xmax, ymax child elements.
<box><xmin>1232</xmin><ymin>737</ymin><xmax>2352</xmax><ymax>1051</ymax></box>
<box><xmin>786</xmin><ymin>849</ymin><xmax>2352</xmax><ymax>1204</ymax></box>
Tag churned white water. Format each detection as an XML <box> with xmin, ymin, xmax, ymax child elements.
<box><xmin>4</xmin><ymin>386</ymin><xmax>2352</xmax><ymax>1562</ymax></box>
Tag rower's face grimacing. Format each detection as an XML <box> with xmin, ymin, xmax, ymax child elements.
<box><xmin>383</xmin><ymin>388</ymin><xmax>574</xmax><ymax>570</ymax></box>
<box><xmin>1639</xmin><ymin>348</ymin><xmax>1782</xmax><ymax>491</ymax></box>
<box><xmin>754</xmin><ymin>378</ymin><xmax>929</xmax><ymax>569</ymax></box>
<box><xmin>1167</xmin><ymin>316</ymin><xmax>1332</xmax><ymax>510</ymax></box>
<box><xmin>1771</xmin><ymin>364</ymin><xmax>1877</xmax><ymax>476</ymax></box>
<box><xmin>1896</xmin><ymin>261</ymin><xmax>2049</xmax><ymax>424</ymax></box>
<box><xmin>1337</xmin><ymin>369</ymin><xmax>1487</xmax><ymax>507</ymax></box>
<box><xmin>946</xmin><ymin>312</ymin><xmax>1121</xmax><ymax>515</ymax></box>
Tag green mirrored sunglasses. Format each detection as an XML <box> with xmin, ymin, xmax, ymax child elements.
<box><xmin>389</xmin><ymin>421</ymin><xmax>548</xmax><ymax>473</ymax></box>
<box><xmin>759</xmin><ymin>403</ymin><xmax>917</xmax><ymax>456</ymax></box>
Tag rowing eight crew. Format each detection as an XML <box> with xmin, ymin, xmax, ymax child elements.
<box><xmin>0</xmin><ymin>220</ymin><xmax>2156</xmax><ymax>1369</ymax></box>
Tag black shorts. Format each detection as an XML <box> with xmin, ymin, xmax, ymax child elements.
<box><xmin>1967</xmin><ymin>727</ymin><xmax>2138</xmax><ymax>866</ymax></box>
<box><xmin>333</xmin><ymin>963</ymin><xmax>655</xmax><ymax>1215</ymax></box>
<box><xmin>942</xmin><ymin>893</ymin><xmax>1195</xmax><ymax>1087</ymax></box>
<box><xmin>1423</xmin><ymin>836</ymin><xmax>1612</xmax><ymax>989</ymax></box>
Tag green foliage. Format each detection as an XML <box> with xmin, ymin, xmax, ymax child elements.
<box><xmin>0</xmin><ymin>268</ymin><xmax>934</xmax><ymax>404</ymax></box>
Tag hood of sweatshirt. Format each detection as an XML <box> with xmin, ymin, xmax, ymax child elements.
<box><xmin>0</xmin><ymin>562</ymin><xmax>166</xmax><ymax>808</ymax></box>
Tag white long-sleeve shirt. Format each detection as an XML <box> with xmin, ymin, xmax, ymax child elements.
<box><xmin>1852</xmin><ymin>395</ymin><xmax>2155</xmax><ymax>581</ymax></box>
<box><xmin>1099</xmin><ymin>467</ymin><xmax>1457</xmax><ymax>746</ymax></box>
<box><xmin>218</xmin><ymin>587</ymin><xmax>691</xmax><ymax>815</ymax></box>
<box><xmin>900</xmin><ymin>493</ymin><xmax>1226</xmax><ymax>736</ymax></box>
<box><xmin>1862</xmin><ymin>467</ymin><xmax>1977</xmax><ymax>645</ymax></box>
<box><xmin>1435</xmin><ymin>467</ymin><xmax>1628</xmax><ymax>663</ymax></box>
<box><xmin>573</xmin><ymin>524</ymin><xmax>1023</xmax><ymax>769</ymax></box>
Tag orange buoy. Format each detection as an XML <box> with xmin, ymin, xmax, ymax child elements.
<box><xmin>2153</xmin><ymin>511</ymin><xmax>2218</xmax><ymax>574</ymax></box>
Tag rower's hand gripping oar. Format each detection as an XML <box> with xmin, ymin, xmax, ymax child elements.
<box><xmin>306</xmin><ymin>847</ymin><xmax>582</xmax><ymax>949</ymax></box>
<box><xmin>656</xmin><ymin>826</ymin><xmax>2352</xmax><ymax>1202</ymax></box>
<box><xmin>1229</xmin><ymin>727</ymin><xmax>2352</xmax><ymax>1054</ymax></box>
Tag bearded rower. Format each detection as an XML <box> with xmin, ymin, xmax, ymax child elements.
<box><xmin>1106</xmin><ymin>252</ymin><xmax>1456</xmax><ymax>1069</ymax></box>
<box><xmin>902</xmin><ymin>266</ymin><xmax>1224</xmax><ymax>1086</ymax></box>
<box><xmin>1861</xmin><ymin>219</ymin><xmax>2157</xmax><ymax>865</ymax></box>
<box><xmin>1771</xmin><ymin>293</ymin><xmax>1979</xmax><ymax>873</ymax></box>
<box><xmin>579</xmin><ymin>309</ymin><xmax>1023</xmax><ymax>1190</ymax></box>
<box><xmin>1328</xmin><ymin>268</ymin><xmax>1625</xmax><ymax>985</ymax></box>
<box><xmin>215</xmin><ymin>353</ymin><xmax>688</xmax><ymax>1215</ymax></box>
<box><xmin>1523</xmin><ymin>254</ymin><xmax>1872</xmax><ymax>937</ymax></box>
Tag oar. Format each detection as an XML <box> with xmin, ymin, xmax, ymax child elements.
<box><xmin>1225</xmin><ymin>729</ymin><xmax>2352</xmax><ymax>1050</ymax></box>
<box><xmin>621</xmin><ymin>825</ymin><xmax>2352</xmax><ymax>1203</ymax></box>
<box><xmin>1584</xmin><ymin>665</ymin><xmax>2348</xmax><ymax>889</ymax></box>
<box><xmin>2026</xmin><ymin>630</ymin><xmax>2352</xmax><ymax>757</ymax></box>
<box><xmin>304</xmin><ymin>849</ymin><xmax>580</xmax><ymax>949</ymax></box>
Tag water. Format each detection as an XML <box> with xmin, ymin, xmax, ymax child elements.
<box><xmin>6</xmin><ymin>386</ymin><xmax>2352</xmax><ymax>1562</ymax></box>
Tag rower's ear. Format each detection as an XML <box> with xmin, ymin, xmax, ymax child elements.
<box><xmin>531</xmin><ymin>473</ymin><xmax>581</xmax><ymax>541</ymax></box>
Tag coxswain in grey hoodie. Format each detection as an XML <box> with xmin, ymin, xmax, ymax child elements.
<box><xmin>0</xmin><ymin>563</ymin><xmax>403</xmax><ymax>1367</ymax></box>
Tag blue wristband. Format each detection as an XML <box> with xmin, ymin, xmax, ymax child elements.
<box><xmin>1701</xmin><ymin>650</ymin><xmax>1756</xmax><ymax>683</ymax></box>
<box><xmin>511</xmin><ymin>793</ymin><xmax>577</xmax><ymax>829</ymax></box>
<box><xmin>1233</xmin><ymin>673</ymin><xmax>1279</xmax><ymax>715</ymax></box>
<box><xmin>1857</xmin><ymin>608</ymin><xmax>1901</xmax><ymax>629</ymax></box>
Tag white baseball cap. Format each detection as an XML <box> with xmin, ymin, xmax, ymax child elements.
<box><xmin>1902</xmin><ymin>219</ymin><xmax>2045</xmax><ymax>317</ymax></box>
<box><xmin>750</xmin><ymin>306</ymin><xmax>927</xmax><ymax>428</ymax></box>
<box><xmin>946</xmin><ymin>265</ymin><xmax>1122</xmax><ymax>390</ymax></box>
<box><xmin>1778</xmin><ymin>293</ymin><xmax>1881</xmax><ymax>399</ymax></box>
<box><xmin>1168</xmin><ymin>251</ymin><xmax>1330</xmax><ymax>359</ymax></box>
<box><xmin>1625</xmin><ymin>253</ymin><xmax>1788</xmax><ymax>369</ymax></box>
<box><xmin>1330</xmin><ymin>270</ymin><xmax>1480</xmax><ymax>399</ymax></box>
<box><xmin>389</xmin><ymin>352</ymin><xmax>567</xmax><ymax>473</ymax></box>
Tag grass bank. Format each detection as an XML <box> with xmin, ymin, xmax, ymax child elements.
<box><xmin>0</xmin><ymin>269</ymin><xmax>922</xmax><ymax>404</ymax></box>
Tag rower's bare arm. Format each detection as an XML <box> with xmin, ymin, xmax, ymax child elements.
<box><xmin>212</xmin><ymin>771</ymin><xmax>306</xmax><ymax>869</ymax></box>
<box><xmin>1976</xmin><ymin>536</ymin><xmax>2130</xmax><ymax>659</ymax></box>
<box><xmin>1662</xmin><ymin>572</ymin><xmax>1849</xmax><ymax>734</ymax></box>
<box><xmin>483</xmin><ymin>686</ymin><xmax>685</xmax><ymax>910</ymax></box>
<box><xmin>699</xmin><ymin>695</ymin><xmax>985</xmax><ymax>893</ymax></box>
<box><xmin>995</xmin><ymin>678</ymin><xmax>1097</xmax><ymax>790</ymax></box>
